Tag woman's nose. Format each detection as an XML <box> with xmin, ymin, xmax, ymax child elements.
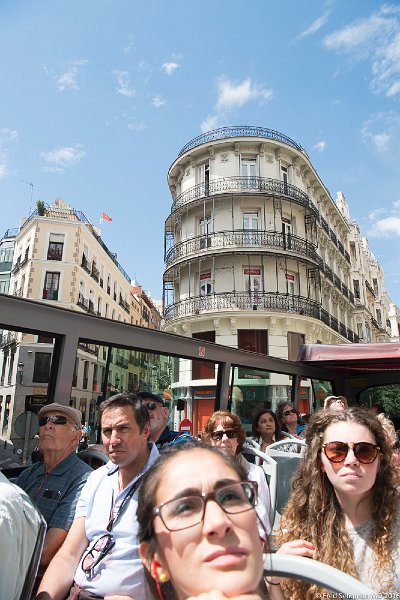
<box><xmin>202</xmin><ymin>499</ymin><xmax>233</xmax><ymax>537</ymax></box>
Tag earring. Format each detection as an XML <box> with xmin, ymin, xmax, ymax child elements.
<box><xmin>158</xmin><ymin>571</ymin><xmax>169</xmax><ymax>583</ymax></box>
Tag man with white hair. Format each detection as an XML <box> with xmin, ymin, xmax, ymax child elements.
<box><xmin>17</xmin><ymin>402</ymin><xmax>92</xmax><ymax>571</ymax></box>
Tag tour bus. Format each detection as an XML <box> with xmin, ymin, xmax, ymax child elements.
<box><xmin>0</xmin><ymin>293</ymin><xmax>393</xmax><ymax>597</ymax></box>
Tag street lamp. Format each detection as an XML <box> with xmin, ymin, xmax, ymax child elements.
<box><xmin>17</xmin><ymin>362</ymin><xmax>24</xmax><ymax>384</ymax></box>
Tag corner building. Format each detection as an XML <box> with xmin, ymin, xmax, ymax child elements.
<box><xmin>163</xmin><ymin>126</ymin><xmax>357</xmax><ymax>410</ymax></box>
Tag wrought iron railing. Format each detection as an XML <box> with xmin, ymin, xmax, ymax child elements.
<box><xmin>165</xmin><ymin>231</ymin><xmax>322</xmax><ymax>267</ymax></box>
<box><xmin>320</xmin><ymin>217</ymin><xmax>329</xmax><ymax>234</ymax></box>
<box><xmin>324</xmin><ymin>264</ymin><xmax>333</xmax><ymax>282</ymax></box>
<box><xmin>172</xmin><ymin>177</ymin><xmax>318</xmax><ymax>215</ymax></box>
<box><xmin>177</xmin><ymin>126</ymin><xmax>304</xmax><ymax>157</ymax></box>
<box><xmin>164</xmin><ymin>293</ymin><xmax>357</xmax><ymax>341</ymax></box>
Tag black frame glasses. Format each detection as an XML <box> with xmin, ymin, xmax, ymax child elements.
<box><xmin>81</xmin><ymin>533</ymin><xmax>115</xmax><ymax>574</ymax></box>
<box><xmin>283</xmin><ymin>408</ymin><xmax>297</xmax><ymax>417</ymax></box>
<box><xmin>153</xmin><ymin>481</ymin><xmax>257</xmax><ymax>532</ymax></box>
<box><xmin>144</xmin><ymin>401</ymin><xmax>162</xmax><ymax>411</ymax></box>
<box><xmin>39</xmin><ymin>415</ymin><xmax>68</xmax><ymax>427</ymax></box>
<box><xmin>210</xmin><ymin>429</ymin><xmax>237</xmax><ymax>441</ymax></box>
<box><xmin>322</xmin><ymin>441</ymin><xmax>380</xmax><ymax>464</ymax></box>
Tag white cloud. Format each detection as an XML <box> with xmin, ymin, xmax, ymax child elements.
<box><xmin>152</xmin><ymin>95</ymin><xmax>166</xmax><ymax>108</ymax></box>
<box><xmin>127</xmin><ymin>121</ymin><xmax>146</xmax><ymax>132</ymax></box>
<box><xmin>298</xmin><ymin>10</ymin><xmax>331</xmax><ymax>39</ymax></box>
<box><xmin>113</xmin><ymin>70</ymin><xmax>136</xmax><ymax>97</ymax></box>
<box><xmin>0</xmin><ymin>128</ymin><xmax>18</xmax><ymax>142</ymax></box>
<box><xmin>368</xmin><ymin>207</ymin><xmax>387</xmax><ymax>220</ymax></box>
<box><xmin>0</xmin><ymin>163</ymin><xmax>8</xmax><ymax>178</ymax></box>
<box><xmin>324</xmin><ymin>5</ymin><xmax>400</xmax><ymax>97</ymax></box>
<box><xmin>368</xmin><ymin>216</ymin><xmax>400</xmax><ymax>237</ymax></box>
<box><xmin>57</xmin><ymin>67</ymin><xmax>79</xmax><ymax>91</ymax></box>
<box><xmin>216</xmin><ymin>77</ymin><xmax>273</xmax><ymax>110</ymax></box>
<box><xmin>392</xmin><ymin>199</ymin><xmax>400</xmax><ymax>209</ymax></box>
<box><xmin>313</xmin><ymin>140</ymin><xmax>326</xmax><ymax>152</ymax></box>
<box><xmin>360</xmin><ymin>111</ymin><xmax>400</xmax><ymax>153</ymax></box>
<box><xmin>123</xmin><ymin>35</ymin><xmax>134</xmax><ymax>54</ymax></box>
<box><xmin>161</xmin><ymin>62</ymin><xmax>179</xmax><ymax>75</ymax></box>
<box><xmin>40</xmin><ymin>144</ymin><xmax>86</xmax><ymax>172</ymax></box>
<box><xmin>200</xmin><ymin>115</ymin><xmax>222</xmax><ymax>133</ymax></box>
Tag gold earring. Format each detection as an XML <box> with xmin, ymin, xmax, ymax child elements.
<box><xmin>159</xmin><ymin>571</ymin><xmax>169</xmax><ymax>583</ymax></box>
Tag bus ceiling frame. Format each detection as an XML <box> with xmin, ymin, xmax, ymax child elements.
<box><xmin>0</xmin><ymin>294</ymin><xmax>341</xmax><ymax>408</ymax></box>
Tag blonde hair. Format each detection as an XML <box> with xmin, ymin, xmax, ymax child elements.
<box><xmin>276</xmin><ymin>408</ymin><xmax>399</xmax><ymax>598</ymax></box>
<box><xmin>377</xmin><ymin>413</ymin><xmax>397</xmax><ymax>448</ymax></box>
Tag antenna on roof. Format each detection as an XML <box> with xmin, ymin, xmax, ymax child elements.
<box><xmin>19</xmin><ymin>179</ymin><xmax>34</xmax><ymax>214</ymax></box>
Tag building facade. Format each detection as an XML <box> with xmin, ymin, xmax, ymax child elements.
<box><xmin>162</xmin><ymin>126</ymin><xmax>361</xmax><ymax>413</ymax></box>
<box><xmin>0</xmin><ymin>199</ymin><xmax>162</xmax><ymax>439</ymax></box>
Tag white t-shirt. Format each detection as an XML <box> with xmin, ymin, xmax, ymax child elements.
<box><xmin>74</xmin><ymin>443</ymin><xmax>159</xmax><ymax>599</ymax></box>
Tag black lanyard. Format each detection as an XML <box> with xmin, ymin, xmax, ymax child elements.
<box><xmin>107</xmin><ymin>474</ymin><xmax>143</xmax><ymax>532</ymax></box>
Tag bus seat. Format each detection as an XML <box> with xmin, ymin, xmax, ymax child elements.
<box><xmin>266</xmin><ymin>439</ymin><xmax>306</xmax><ymax>515</ymax></box>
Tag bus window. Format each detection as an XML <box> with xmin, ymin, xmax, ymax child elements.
<box><xmin>358</xmin><ymin>384</ymin><xmax>400</xmax><ymax>422</ymax></box>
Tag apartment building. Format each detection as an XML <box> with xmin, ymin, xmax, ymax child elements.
<box><xmin>0</xmin><ymin>199</ymin><xmax>134</xmax><ymax>437</ymax></box>
<box><xmin>162</xmin><ymin>126</ymin><xmax>362</xmax><ymax>413</ymax></box>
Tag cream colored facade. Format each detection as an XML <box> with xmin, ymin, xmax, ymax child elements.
<box><xmin>162</xmin><ymin>127</ymin><xmax>357</xmax><ymax>408</ymax></box>
<box><xmin>0</xmin><ymin>200</ymin><xmax>133</xmax><ymax>437</ymax></box>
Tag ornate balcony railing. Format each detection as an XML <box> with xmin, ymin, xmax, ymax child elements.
<box><xmin>320</xmin><ymin>217</ymin><xmax>329</xmax><ymax>234</ymax></box>
<box><xmin>324</xmin><ymin>264</ymin><xmax>333</xmax><ymax>282</ymax></box>
<box><xmin>172</xmin><ymin>177</ymin><xmax>318</xmax><ymax>215</ymax></box>
<box><xmin>333</xmin><ymin>274</ymin><xmax>341</xmax><ymax>291</ymax></box>
<box><xmin>164</xmin><ymin>293</ymin><xmax>357</xmax><ymax>341</ymax></box>
<box><xmin>329</xmin><ymin>229</ymin><xmax>337</xmax><ymax>246</ymax></box>
<box><xmin>164</xmin><ymin>292</ymin><xmax>320</xmax><ymax>321</ymax></box>
<box><xmin>177</xmin><ymin>126</ymin><xmax>304</xmax><ymax>157</ymax></box>
<box><xmin>81</xmin><ymin>255</ymin><xmax>91</xmax><ymax>274</ymax></box>
<box><xmin>165</xmin><ymin>231</ymin><xmax>322</xmax><ymax>268</ymax></box>
<box><xmin>77</xmin><ymin>292</ymin><xmax>89</xmax><ymax>311</ymax></box>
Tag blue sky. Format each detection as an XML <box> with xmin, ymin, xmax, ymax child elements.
<box><xmin>1</xmin><ymin>0</ymin><xmax>400</xmax><ymax>305</ymax></box>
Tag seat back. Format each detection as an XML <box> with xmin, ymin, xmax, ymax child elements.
<box><xmin>19</xmin><ymin>513</ymin><xmax>47</xmax><ymax>600</ymax></box>
<box><xmin>242</xmin><ymin>442</ymin><xmax>278</xmax><ymax>527</ymax></box>
<box><xmin>266</xmin><ymin>440</ymin><xmax>306</xmax><ymax>514</ymax></box>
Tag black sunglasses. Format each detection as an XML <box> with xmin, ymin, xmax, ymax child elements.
<box><xmin>144</xmin><ymin>401</ymin><xmax>163</xmax><ymax>411</ymax></box>
<box><xmin>283</xmin><ymin>408</ymin><xmax>297</xmax><ymax>417</ymax></box>
<box><xmin>322</xmin><ymin>441</ymin><xmax>380</xmax><ymax>464</ymax></box>
<box><xmin>81</xmin><ymin>533</ymin><xmax>115</xmax><ymax>574</ymax></box>
<box><xmin>39</xmin><ymin>415</ymin><xmax>68</xmax><ymax>427</ymax></box>
<box><xmin>211</xmin><ymin>429</ymin><xmax>237</xmax><ymax>441</ymax></box>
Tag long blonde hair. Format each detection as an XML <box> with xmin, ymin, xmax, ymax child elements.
<box><xmin>276</xmin><ymin>408</ymin><xmax>399</xmax><ymax>598</ymax></box>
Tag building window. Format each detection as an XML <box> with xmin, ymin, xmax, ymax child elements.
<box><xmin>240</xmin><ymin>157</ymin><xmax>257</xmax><ymax>177</ymax></box>
<box><xmin>287</xmin><ymin>332</ymin><xmax>305</xmax><ymax>361</ymax></box>
<box><xmin>376</xmin><ymin>309</ymin><xmax>382</xmax><ymax>326</ymax></box>
<box><xmin>350</xmin><ymin>242</ymin><xmax>356</xmax><ymax>263</ymax></box>
<box><xmin>83</xmin><ymin>360</ymin><xmax>89</xmax><ymax>389</ymax></box>
<box><xmin>47</xmin><ymin>236</ymin><xmax>64</xmax><ymax>261</ymax></box>
<box><xmin>238</xmin><ymin>330</ymin><xmax>268</xmax><ymax>355</ymax></box>
<box><xmin>353</xmin><ymin>280</ymin><xmax>360</xmax><ymax>299</ymax></box>
<box><xmin>200</xmin><ymin>272</ymin><xmax>213</xmax><ymax>296</ymax></box>
<box><xmin>197</xmin><ymin>162</ymin><xmax>210</xmax><ymax>195</ymax></box>
<box><xmin>33</xmin><ymin>352</ymin><xmax>51</xmax><ymax>383</ymax></box>
<box><xmin>373</xmin><ymin>278</ymin><xmax>378</xmax><ymax>295</ymax></box>
<box><xmin>43</xmin><ymin>272</ymin><xmax>60</xmax><ymax>300</ymax></box>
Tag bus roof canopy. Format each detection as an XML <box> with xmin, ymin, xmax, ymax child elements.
<box><xmin>298</xmin><ymin>343</ymin><xmax>400</xmax><ymax>373</ymax></box>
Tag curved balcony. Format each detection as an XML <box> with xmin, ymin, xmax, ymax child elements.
<box><xmin>172</xmin><ymin>177</ymin><xmax>318</xmax><ymax>215</ymax></box>
<box><xmin>165</xmin><ymin>231</ymin><xmax>322</xmax><ymax>269</ymax></box>
<box><xmin>177</xmin><ymin>126</ymin><xmax>304</xmax><ymax>157</ymax></box>
<box><xmin>164</xmin><ymin>293</ymin><xmax>358</xmax><ymax>342</ymax></box>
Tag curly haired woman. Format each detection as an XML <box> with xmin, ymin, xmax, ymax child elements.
<box><xmin>275</xmin><ymin>408</ymin><xmax>400</xmax><ymax>597</ymax></box>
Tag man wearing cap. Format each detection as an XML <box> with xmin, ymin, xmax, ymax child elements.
<box><xmin>16</xmin><ymin>403</ymin><xmax>92</xmax><ymax>573</ymax></box>
<box><xmin>137</xmin><ymin>390</ymin><xmax>191</xmax><ymax>448</ymax></box>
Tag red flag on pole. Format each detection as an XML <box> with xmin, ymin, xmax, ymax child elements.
<box><xmin>101</xmin><ymin>212</ymin><xmax>112</xmax><ymax>222</ymax></box>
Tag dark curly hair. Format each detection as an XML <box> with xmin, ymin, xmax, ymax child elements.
<box><xmin>202</xmin><ymin>410</ymin><xmax>246</xmax><ymax>454</ymax></box>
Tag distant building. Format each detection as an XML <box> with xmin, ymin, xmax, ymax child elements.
<box><xmin>388</xmin><ymin>303</ymin><xmax>400</xmax><ymax>342</ymax></box>
<box><xmin>0</xmin><ymin>199</ymin><xmax>161</xmax><ymax>439</ymax></box>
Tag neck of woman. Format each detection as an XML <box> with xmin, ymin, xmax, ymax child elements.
<box><xmin>286</xmin><ymin>423</ymin><xmax>297</xmax><ymax>435</ymax></box>
<box><xmin>336</xmin><ymin>490</ymin><xmax>373</xmax><ymax>528</ymax></box>
<box><xmin>260</xmin><ymin>434</ymin><xmax>274</xmax><ymax>448</ymax></box>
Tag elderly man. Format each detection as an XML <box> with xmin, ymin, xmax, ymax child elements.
<box><xmin>36</xmin><ymin>393</ymin><xmax>158</xmax><ymax>600</ymax></box>
<box><xmin>137</xmin><ymin>390</ymin><xmax>191</xmax><ymax>448</ymax></box>
<box><xmin>16</xmin><ymin>403</ymin><xmax>92</xmax><ymax>571</ymax></box>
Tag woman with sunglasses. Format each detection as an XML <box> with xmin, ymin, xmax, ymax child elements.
<box><xmin>275</xmin><ymin>402</ymin><xmax>305</xmax><ymax>439</ymax></box>
<box><xmin>275</xmin><ymin>408</ymin><xmax>400</xmax><ymax>596</ymax></box>
<box><xmin>202</xmin><ymin>411</ymin><xmax>271</xmax><ymax>536</ymax></box>
<box><xmin>138</xmin><ymin>441</ymin><xmax>281</xmax><ymax>599</ymax></box>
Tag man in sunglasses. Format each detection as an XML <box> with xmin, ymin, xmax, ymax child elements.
<box><xmin>137</xmin><ymin>390</ymin><xmax>192</xmax><ymax>449</ymax></box>
<box><xmin>36</xmin><ymin>393</ymin><xmax>159</xmax><ymax>600</ymax></box>
<box><xmin>16</xmin><ymin>403</ymin><xmax>92</xmax><ymax>577</ymax></box>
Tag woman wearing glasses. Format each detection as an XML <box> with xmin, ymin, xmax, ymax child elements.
<box><xmin>202</xmin><ymin>411</ymin><xmax>271</xmax><ymax>536</ymax></box>
<box><xmin>138</xmin><ymin>442</ymin><xmax>281</xmax><ymax>599</ymax></box>
<box><xmin>275</xmin><ymin>402</ymin><xmax>305</xmax><ymax>439</ymax></box>
<box><xmin>275</xmin><ymin>408</ymin><xmax>400</xmax><ymax>596</ymax></box>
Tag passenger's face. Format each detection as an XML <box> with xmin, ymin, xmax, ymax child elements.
<box><xmin>39</xmin><ymin>411</ymin><xmax>79</xmax><ymax>454</ymax></box>
<box><xmin>321</xmin><ymin>421</ymin><xmax>381</xmax><ymax>500</ymax></box>
<box><xmin>282</xmin><ymin>404</ymin><xmax>298</xmax><ymax>425</ymax></box>
<box><xmin>329</xmin><ymin>398</ymin><xmax>346</xmax><ymax>411</ymax></box>
<box><xmin>141</xmin><ymin>398</ymin><xmax>168</xmax><ymax>437</ymax></box>
<box><xmin>101</xmin><ymin>406</ymin><xmax>150</xmax><ymax>468</ymax></box>
<box><xmin>148</xmin><ymin>449</ymin><xmax>263</xmax><ymax>599</ymax></box>
<box><xmin>210</xmin><ymin>421</ymin><xmax>239</xmax><ymax>456</ymax></box>
<box><xmin>257</xmin><ymin>413</ymin><xmax>276</xmax><ymax>437</ymax></box>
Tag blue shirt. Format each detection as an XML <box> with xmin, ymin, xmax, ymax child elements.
<box><xmin>16</xmin><ymin>452</ymin><xmax>92</xmax><ymax>530</ymax></box>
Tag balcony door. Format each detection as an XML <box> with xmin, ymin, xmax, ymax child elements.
<box><xmin>244</xmin><ymin>267</ymin><xmax>262</xmax><ymax>309</ymax></box>
<box><xmin>200</xmin><ymin>272</ymin><xmax>213</xmax><ymax>297</ymax></box>
<box><xmin>282</xmin><ymin>218</ymin><xmax>292</xmax><ymax>250</ymax></box>
<box><xmin>243</xmin><ymin>212</ymin><xmax>258</xmax><ymax>245</ymax></box>
<box><xmin>197</xmin><ymin>162</ymin><xmax>210</xmax><ymax>196</ymax></box>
